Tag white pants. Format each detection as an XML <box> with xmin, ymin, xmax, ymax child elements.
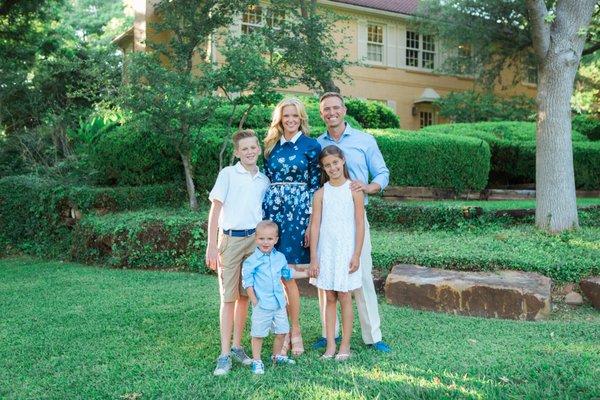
<box><xmin>318</xmin><ymin>214</ymin><xmax>382</xmax><ymax>344</ymax></box>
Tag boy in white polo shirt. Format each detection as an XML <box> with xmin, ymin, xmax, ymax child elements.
<box><xmin>205</xmin><ymin>129</ymin><xmax>270</xmax><ymax>376</ymax></box>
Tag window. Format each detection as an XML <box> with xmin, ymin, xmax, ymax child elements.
<box><xmin>367</xmin><ymin>24</ymin><xmax>384</xmax><ymax>63</ymax></box>
<box><xmin>420</xmin><ymin>111</ymin><xmax>433</xmax><ymax>128</ymax></box>
<box><xmin>406</xmin><ymin>31</ymin><xmax>436</xmax><ymax>70</ymax></box>
<box><xmin>267</xmin><ymin>10</ymin><xmax>285</xmax><ymax>28</ymax></box>
<box><xmin>241</xmin><ymin>6</ymin><xmax>262</xmax><ymax>34</ymax></box>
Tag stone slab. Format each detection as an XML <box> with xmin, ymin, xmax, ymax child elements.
<box><xmin>580</xmin><ymin>277</ymin><xmax>600</xmax><ymax>310</ymax></box>
<box><xmin>384</xmin><ymin>264</ymin><xmax>551</xmax><ymax>320</ymax></box>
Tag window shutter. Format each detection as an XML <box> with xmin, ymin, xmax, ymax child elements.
<box><xmin>397</xmin><ymin>25</ymin><xmax>406</xmax><ymax>67</ymax></box>
<box><xmin>386</xmin><ymin>24</ymin><xmax>397</xmax><ymax>67</ymax></box>
<box><xmin>357</xmin><ymin>19</ymin><xmax>367</xmax><ymax>62</ymax></box>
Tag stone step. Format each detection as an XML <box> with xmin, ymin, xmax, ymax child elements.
<box><xmin>580</xmin><ymin>277</ymin><xmax>600</xmax><ymax>310</ymax></box>
<box><xmin>384</xmin><ymin>264</ymin><xmax>551</xmax><ymax>320</ymax></box>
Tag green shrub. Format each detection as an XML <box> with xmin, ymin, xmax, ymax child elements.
<box><xmin>345</xmin><ymin>98</ymin><xmax>400</xmax><ymax>129</ymax></box>
<box><xmin>572</xmin><ymin>114</ymin><xmax>600</xmax><ymax>141</ymax></box>
<box><xmin>435</xmin><ymin>91</ymin><xmax>536</xmax><ymax>122</ymax></box>
<box><xmin>369</xmin><ymin>129</ymin><xmax>490</xmax><ymax>192</ymax></box>
<box><xmin>0</xmin><ymin>175</ymin><xmax>184</xmax><ymax>255</ymax></box>
<box><xmin>71</xmin><ymin>208</ymin><xmax>207</xmax><ymax>271</ymax></box>
<box><xmin>70</xmin><ymin>114</ymin><xmax>182</xmax><ymax>186</ymax></box>
<box><xmin>421</xmin><ymin>122</ymin><xmax>600</xmax><ymax>189</ymax></box>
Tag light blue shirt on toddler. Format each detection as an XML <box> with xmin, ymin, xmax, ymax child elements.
<box><xmin>242</xmin><ymin>247</ymin><xmax>292</xmax><ymax>311</ymax></box>
<box><xmin>317</xmin><ymin>123</ymin><xmax>390</xmax><ymax>204</ymax></box>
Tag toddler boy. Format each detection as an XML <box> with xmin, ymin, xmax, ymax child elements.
<box><xmin>206</xmin><ymin>129</ymin><xmax>270</xmax><ymax>376</ymax></box>
<box><xmin>242</xmin><ymin>220</ymin><xmax>308</xmax><ymax>374</ymax></box>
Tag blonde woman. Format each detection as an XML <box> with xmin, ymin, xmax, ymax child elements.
<box><xmin>262</xmin><ymin>98</ymin><xmax>321</xmax><ymax>356</ymax></box>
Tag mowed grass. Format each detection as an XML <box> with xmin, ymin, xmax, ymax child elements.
<box><xmin>1</xmin><ymin>258</ymin><xmax>599</xmax><ymax>399</ymax></box>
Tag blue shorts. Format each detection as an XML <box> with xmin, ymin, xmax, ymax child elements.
<box><xmin>251</xmin><ymin>305</ymin><xmax>289</xmax><ymax>338</ymax></box>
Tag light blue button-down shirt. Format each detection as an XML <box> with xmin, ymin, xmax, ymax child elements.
<box><xmin>317</xmin><ymin>123</ymin><xmax>390</xmax><ymax>204</ymax></box>
<box><xmin>242</xmin><ymin>247</ymin><xmax>292</xmax><ymax>311</ymax></box>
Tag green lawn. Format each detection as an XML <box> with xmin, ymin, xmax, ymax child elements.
<box><xmin>1</xmin><ymin>258</ymin><xmax>599</xmax><ymax>399</ymax></box>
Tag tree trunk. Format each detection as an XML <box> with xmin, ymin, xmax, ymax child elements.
<box><xmin>320</xmin><ymin>78</ymin><xmax>340</xmax><ymax>93</ymax></box>
<box><xmin>527</xmin><ymin>0</ymin><xmax>596</xmax><ymax>232</ymax></box>
<box><xmin>535</xmin><ymin>64</ymin><xmax>578</xmax><ymax>231</ymax></box>
<box><xmin>180</xmin><ymin>150</ymin><xmax>199</xmax><ymax>210</ymax></box>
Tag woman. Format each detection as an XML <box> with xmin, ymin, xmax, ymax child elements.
<box><xmin>263</xmin><ymin>98</ymin><xmax>321</xmax><ymax>356</ymax></box>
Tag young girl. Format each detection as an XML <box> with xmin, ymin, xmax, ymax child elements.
<box><xmin>309</xmin><ymin>145</ymin><xmax>365</xmax><ymax>361</ymax></box>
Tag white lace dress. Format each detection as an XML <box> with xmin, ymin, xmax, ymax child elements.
<box><xmin>314</xmin><ymin>180</ymin><xmax>362</xmax><ymax>292</ymax></box>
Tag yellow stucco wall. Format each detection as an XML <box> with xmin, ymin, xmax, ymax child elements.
<box><xmin>123</xmin><ymin>0</ymin><xmax>537</xmax><ymax>130</ymax></box>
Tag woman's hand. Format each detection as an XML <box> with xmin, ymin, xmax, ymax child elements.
<box><xmin>205</xmin><ymin>245</ymin><xmax>219</xmax><ymax>270</ymax></box>
<box><xmin>309</xmin><ymin>263</ymin><xmax>320</xmax><ymax>278</ymax></box>
<box><xmin>349</xmin><ymin>254</ymin><xmax>360</xmax><ymax>273</ymax></box>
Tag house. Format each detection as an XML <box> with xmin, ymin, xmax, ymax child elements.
<box><xmin>114</xmin><ymin>0</ymin><xmax>537</xmax><ymax>130</ymax></box>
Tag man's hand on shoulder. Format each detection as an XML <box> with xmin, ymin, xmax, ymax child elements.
<box><xmin>350</xmin><ymin>180</ymin><xmax>367</xmax><ymax>193</ymax></box>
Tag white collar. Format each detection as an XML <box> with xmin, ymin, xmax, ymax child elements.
<box><xmin>279</xmin><ymin>131</ymin><xmax>303</xmax><ymax>145</ymax></box>
<box><xmin>234</xmin><ymin>161</ymin><xmax>259</xmax><ymax>176</ymax></box>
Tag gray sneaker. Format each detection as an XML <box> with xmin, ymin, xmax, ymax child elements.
<box><xmin>213</xmin><ymin>355</ymin><xmax>232</xmax><ymax>376</ymax></box>
<box><xmin>230</xmin><ymin>346</ymin><xmax>253</xmax><ymax>366</ymax></box>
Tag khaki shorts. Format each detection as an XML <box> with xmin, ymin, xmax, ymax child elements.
<box><xmin>218</xmin><ymin>233</ymin><xmax>256</xmax><ymax>302</ymax></box>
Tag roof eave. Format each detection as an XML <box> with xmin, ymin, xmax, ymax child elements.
<box><xmin>319</xmin><ymin>0</ymin><xmax>415</xmax><ymax>19</ymax></box>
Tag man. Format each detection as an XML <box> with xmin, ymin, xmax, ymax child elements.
<box><xmin>314</xmin><ymin>92</ymin><xmax>391</xmax><ymax>352</ymax></box>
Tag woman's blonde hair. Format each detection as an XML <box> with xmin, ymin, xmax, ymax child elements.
<box><xmin>264</xmin><ymin>98</ymin><xmax>310</xmax><ymax>158</ymax></box>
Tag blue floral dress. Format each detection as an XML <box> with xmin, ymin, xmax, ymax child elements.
<box><xmin>263</xmin><ymin>134</ymin><xmax>321</xmax><ymax>264</ymax></box>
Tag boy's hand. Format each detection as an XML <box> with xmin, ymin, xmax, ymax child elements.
<box><xmin>205</xmin><ymin>245</ymin><xmax>219</xmax><ymax>270</ymax></box>
<box><xmin>349</xmin><ymin>254</ymin><xmax>360</xmax><ymax>273</ymax></box>
<box><xmin>309</xmin><ymin>263</ymin><xmax>319</xmax><ymax>278</ymax></box>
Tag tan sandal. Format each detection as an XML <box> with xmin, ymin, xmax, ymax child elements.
<box><xmin>335</xmin><ymin>352</ymin><xmax>351</xmax><ymax>362</ymax></box>
<box><xmin>279</xmin><ymin>333</ymin><xmax>290</xmax><ymax>356</ymax></box>
<box><xmin>290</xmin><ymin>333</ymin><xmax>304</xmax><ymax>356</ymax></box>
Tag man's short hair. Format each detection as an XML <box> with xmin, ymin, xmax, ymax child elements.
<box><xmin>319</xmin><ymin>92</ymin><xmax>345</xmax><ymax>107</ymax></box>
<box><xmin>256</xmin><ymin>220</ymin><xmax>279</xmax><ymax>234</ymax></box>
<box><xmin>232</xmin><ymin>129</ymin><xmax>258</xmax><ymax>149</ymax></box>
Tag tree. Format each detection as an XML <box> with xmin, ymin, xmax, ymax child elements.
<box><xmin>262</xmin><ymin>0</ymin><xmax>351</xmax><ymax>93</ymax></box>
<box><xmin>120</xmin><ymin>0</ymin><xmax>255</xmax><ymax>209</ymax></box>
<box><xmin>415</xmin><ymin>0</ymin><xmax>597</xmax><ymax>232</ymax></box>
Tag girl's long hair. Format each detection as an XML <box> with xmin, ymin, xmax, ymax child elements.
<box><xmin>319</xmin><ymin>145</ymin><xmax>350</xmax><ymax>184</ymax></box>
<box><xmin>264</xmin><ymin>98</ymin><xmax>310</xmax><ymax>158</ymax></box>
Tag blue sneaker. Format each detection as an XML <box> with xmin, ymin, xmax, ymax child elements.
<box><xmin>312</xmin><ymin>336</ymin><xmax>341</xmax><ymax>349</ymax></box>
<box><xmin>272</xmin><ymin>354</ymin><xmax>296</xmax><ymax>365</ymax></box>
<box><xmin>370</xmin><ymin>341</ymin><xmax>391</xmax><ymax>353</ymax></box>
<box><xmin>251</xmin><ymin>359</ymin><xmax>265</xmax><ymax>375</ymax></box>
<box><xmin>213</xmin><ymin>355</ymin><xmax>232</xmax><ymax>376</ymax></box>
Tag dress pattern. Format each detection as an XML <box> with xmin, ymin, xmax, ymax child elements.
<box><xmin>263</xmin><ymin>134</ymin><xmax>321</xmax><ymax>264</ymax></box>
<box><xmin>315</xmin><ymin>180</ymin><xmax>362</xmax><ymax>292</ymax></box>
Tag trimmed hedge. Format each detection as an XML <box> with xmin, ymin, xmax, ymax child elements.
<box><xmin>421</xmin><ymin>122</ymin><xmax>600</xmax><ymax>189</ymax></box>
<box><xmin>572</xmin><ymin>114</ymin><xmax>600</xmax><ymax>141</ymax></box>
<box><xmin>0</xmin><ymin>175</ymin><xmax>184</xmax><ymax>256</ymax></box>
<box><xmin>345</xmin><ymin>98</ymin><xmax>400</xmax><ymax>129</ymax></box>
<box><xmin>369</xmin><ymin>129</ymin><xmax>490</xmax><ymax>192</ymax></box>
<box><xmin>70</xmin><ymin>208</ymin><xmax>207</xmax><ymax>271</ymax></box>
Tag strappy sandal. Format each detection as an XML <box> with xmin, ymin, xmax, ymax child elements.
<box><xmin>290</xmin><ymin>332</ymin><xmax>305</xmax><ymax>356</ymax></box>
<box><xmin>321</xmin><ymin>352</ymin><xmax>335</xmax><ymax>360</ymax></box>
<box><xmin>279</xmin><ymin>333</ymin><xmax>290</xmax><ymax>356</ymax></box>
<box><xmin>335</xmin><ymin>352</ymin><xmax>351</xmax><ymax>362</ymax></box>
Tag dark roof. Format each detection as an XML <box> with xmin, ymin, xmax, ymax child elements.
<box><xmin>328</xmin><ymin>0</ymin><xmax>419</xmax><ymax>15</ymax></box>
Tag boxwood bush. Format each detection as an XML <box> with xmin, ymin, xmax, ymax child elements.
<box><xmin>345</xmin><ymin>98</ymin><xmax>400</xmax><ymax>129</ymax></box>
<box><xmin>572</xmin><ymin>114</ymin><xmax>600</xmax><ymax>141</ymax></box>
<box><xmin>369</xmin><ymin>129</ymin><xmax>490</xmax><ymax>192</ymax></box>
<box><xmin>421</xmin><ymin>122</ymin><xmax>600</xmax><ymax>189</ymax></box>
<box><xmin>0</xmin><ymin>175</ymin><xmax>184</xmax><ymax>256</ymax></box>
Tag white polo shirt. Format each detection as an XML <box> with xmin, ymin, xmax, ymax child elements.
<box><xmin>208</xmin><ymin>162</ymin><xmax>270</xmax><ymax>231</ymax></box>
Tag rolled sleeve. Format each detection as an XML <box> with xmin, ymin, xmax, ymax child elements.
<box><xmin>208</xmin><ymin>169</ymin><xmax>230</xmax><ymax>202</ymax></box>
<box><xmin>242</xmin><ymin>257</ymin><xmax>257</xmax><ymax>289</ymax></box>
<box><xmin>281</xmin><ymin>263</ymin><xmax>293</xmax><ymax>281</ymax></box>
<box><xmin>366</xmin><ymin>137</ymin><xmax>390</xmax><ymax>191</ymax></box>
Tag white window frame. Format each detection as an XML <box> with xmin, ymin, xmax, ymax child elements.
<box><xmin>404</xmin><ymin>30</ymin><xmax>437</xmax><ymax>71</ymax></box>
<box><xmin>366</xmin><ymin>23</ymin><xmax>385</xmax><ymax>64</ymax></box>
<box><xmin>241</xmin><ymin>5</ymin><xmax>263</xmax><ymax>34</ymax></box>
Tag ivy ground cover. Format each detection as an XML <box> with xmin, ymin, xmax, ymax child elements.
<box><xmin>1</xmin><ymin>258</ymin><xmax>598</xmax><ymax>399</ymax></box>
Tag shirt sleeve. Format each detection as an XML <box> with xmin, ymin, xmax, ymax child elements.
<box><xmin>280</xmin><ymin>255</ymin><xmax>293</xmax><ymax>281</ymax></box>
<box><xmin>365</xmin><ymin>135</ymin><xmax>390</xmax><ymax>191</ymax></box>
<box><xmin>208</xmin><ymin>168</ymin><xmax>229</xmax><ymax>202</ymax></box>
<box><xmin>242</xmin><ymin>256</ymin><xmax>257</xmax><ymax>289</ymax></box>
